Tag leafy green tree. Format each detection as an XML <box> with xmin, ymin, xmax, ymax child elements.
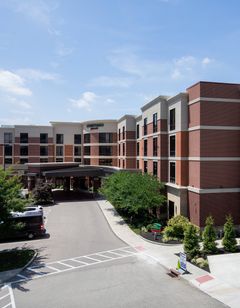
<box><xmin>0</xmin><ymin>168</ymin><xmax>26</xmax><ymax>222</ymax></box>
<box><xmin>163</xmin><ymin>215</ymin><xmax>189</xmax><ymax>241</ymax></box>
<box><xmin>32</xmin><ymin>181</ymin><xmax>53</xmax><ymax>205</ymax></box>
<box><xmin>202</xmin><ymin>216</ymin><xmax>218</xmax><ymax>254</ymax></box>
<box><xmin>99</xmin><ymin>172</ymin><xmax>166</xmax><ymax>223</ymax></box>
<box><xmin>184</xmin><ymin>223</ymin><xmax>200</xmax><ymax>259</ymax></box>
<box><xmin>222</xmin><ymin>215</ymin><xmax>237</xmax><ymax>252</ymax></box>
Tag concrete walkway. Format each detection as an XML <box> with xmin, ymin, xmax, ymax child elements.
<box><xmin>97</xmin><ymin>199</ymin><xmax>240</xmax><ymax>308</ymax></box>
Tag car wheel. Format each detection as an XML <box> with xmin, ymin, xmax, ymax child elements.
<box><xmin>28</xmin><ymin>233</ymin><xmax>34</xmax><ymax>239</ymax></box>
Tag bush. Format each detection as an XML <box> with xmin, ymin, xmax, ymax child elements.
<box><xmin>222</xmin><ymin>215</ymin><xmax>238</xmax><ymax>253</ymax></box>
<box><xmin>202</xmin><ymin>216</ymin><xmax>218</xmax><ymax>254</ymax></box>
<box><xmin>163</xmin><ymin>215</ymin><xmax>189</xmax><ymax>241</ymax></box>
<box><xmin>184</xmin><ymin>223</ymin><xmax>200</xmax><ymax>259</ymax></box>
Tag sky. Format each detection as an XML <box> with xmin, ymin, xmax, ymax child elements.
<box><xmin>0</xmin><ymin>0</ymin><xmax>240</xmax><ymax>125</ymax></box>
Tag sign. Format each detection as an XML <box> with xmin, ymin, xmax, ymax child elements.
<box><xmin>86</xmin><ymin>123</ymin><xmax>104</xmax><ymax>128</ymax></box>
<box><xmin>179</xmin><ymin>252</ymin><xmax>187</xmax><ymax>271</ymax></box>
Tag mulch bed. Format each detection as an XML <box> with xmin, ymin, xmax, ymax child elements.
<box><xmin>140</xmin><ymin>231</ymin><xmax>182</xmax><ymax>245</ymax></box>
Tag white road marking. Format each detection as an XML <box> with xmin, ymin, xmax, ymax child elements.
<box><xmin>10</xmin><ymin>246</ymin><xmax>138</xmax><ymax>284</ymax></box>
<box><xmin>106</xmin><ymin>251</ymin><xmax>124</xmax><ymax>257</ymax></box>
<box><xmin>57</xmin><ymin>262</ymin><xmax>74</xmax><ymax>268</ymax></box>
<box><xmin>0</xmin><ymin>284</ymin><xmax>16</xmax><ymax>308</ymax></box>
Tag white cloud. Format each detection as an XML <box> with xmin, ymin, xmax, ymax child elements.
<box><xmin>5</xmin><ymin>0</ymin><xmax>60</xmax><ymax>36</ymax></box>
<box><xmin>69</xmin><ymin>92</ymin><xmax>97</xmax><ymax>112</ymax></box>
<box><xmin>56</xmin><ymin>44</ymin><xmax>74</xmax><ymax>57</ymax></box>
<box><xmin>0</xmin><ymin>70</ymin><xmax>32</xmax><ymax>96</ymax></box>
<box><xmin>202</xmin><ymin>57</ymin><xmax>212</xmax><ymax>66</ymax></box>
<box><xmin>7</xmin><ymin>96</ymin><xmax>32</xmax><ymax>109</ymax></box>
<box><xmin>16</xmin><ymin>68</ymin><xmax>59</xmax><ymax>81</ymax></box>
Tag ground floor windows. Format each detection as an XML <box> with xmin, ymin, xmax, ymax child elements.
<box><xmin>99</xmin><ymin>159</ymin><xmax>112</xmax><ymax>166</ymax></box>
<box><xmin>20</xmin><ymin>158</ymin><xmax>29</xmax><ymax>164</ymax></box>
<box><xmin>56</xmin><ymin>158</ymin><xmax>63</xmax><ymax>162</ymax></box>
<box><xmin>84</xmin><ymin>158</ymin><xmax>90</xmax><ymax>165</ymax></box>
<box><xmin>40</xmin><ymin>158</ymin><xmax>48</xmax><ymax>163</ymax></box>
<box><xmin>168</xmin><ymin>200</ymin><xmax>175</xmax><ymax>219</ymax></box>
<box><xmin>144</xmin><ymin>160</ymin><xmax>147</xmax><ymax>173</ymax></box>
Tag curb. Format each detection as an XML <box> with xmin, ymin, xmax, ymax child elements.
<box><xmin>0</xmin><ymin>250</ymin><xmax>37</xmax><ymax>284</ymax></box>
<box><xmin>139</xmin><ymin>234</ymin><xmax>182</xmax><ymax>247</ymax></box>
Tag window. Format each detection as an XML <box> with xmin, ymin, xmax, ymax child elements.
<box><xmin>56</xmin><ymin>134</ymin><xmax>64</xmax><ymax>144</ymax></box>
<box><xmin>4</xmin><ymin>158</ymin><xmax>12</xmax><ymax>164</ymax></box>
<box><xmin>170</xmin><ymin>135</ymin><xmax>176</xmax><ymax>157</ymax></box>
<box><xmin>74</xmin><ymin>146</ymin><xmax>81</xmax><ymax>156</ymax></box>
<box><xmin>144</xmin><ymin>118</ymin><xmax>147</xmax><ymax>135</ymax></box>
<box><xmin>153</xmin><ymin>138</ymin><xmax>157</xmax><ymax>156</ymax></box>
<box><xmin>4</xmin><ymin>132</ymin><xmax>13</xmax><ymax>144</ymax></box>
<box><xmin>170</xmin><ymin>109</ymin><xmax>175</xmax><ymax>131</ymax></box>
<box><xmin>40</xmin><ymin>146</ymin><xmax>48</xmax><ymax>156</ymax></box>
<box><xmin>20</xmin><ymin>146</ymin><xmax>28</xmax><ymax>156</ymax></box>
<box><xmin>99</xmin><ymin>133</ymin><xmax>113</xmax><ymax>143</ymax></box>
<box><xmin>170</xmin><ymin>162</ymin><xmax>176</xmax><ymax>183</ymax></box>
<box><xmin>74</xmin><ymin>158</ymin><xmax>81</xmax><ymax>163</ymax></box>
<box><xmin>84</xmin><ymin>146</ymin><xmax>90</xmax><ymax>156</ymax></box>
<box><xmin>84</xmin><ymin>158</ymin><xmax>90</xmax><ymax>165</ymax></box>
<box><xmin>118</xmin><ymin>144</ymin><xmax>121</xmax><ymax>156</ymax></box>
<box><xmin>56</xmin><ymin>158</ymin><xmax>63</xmax><ymax>162</ymax></box>
<box><xmin>136</xmin><ymin>124</ymin><xmax>139</xmax><ymax>139</ymax></box>
<box><xmin>40</xmin><ymin>158</ymin><xmax>48</xmax><ymax>163</ymax></box>
<box><xmin>20</xmin><ymin>158</ymin><xmax>28</xmax><ymax>164</ymax></box>
<box><xmin>122</xmin><ymin>126</ymin><xmax>125</xmax><ymax>139</ymax></box>
<box><xmin>144</xmin><ymin>161</ymin><xmax>148</xmax><ymax>173</ymax></box>
<box><xmin>20</xmin><ymin>133</ymin><xmax>28</xmax><ymax>143</ymax></box>
<box><xmin>40</xmin><ymin>133</ymin><xmax>48</xmax><ymax>144</ymax></box>
<box><xmin>4</xmin><ymin>145</ymin><xmax>12</xmax><ymax>156</ymax></box>
<box><xmin>137</xmin><ymin>160</ymin><xmax>139</xmax><ymax>169</ymax></box>
<box><xmin>153</xmin><ymin>113</ymin><xmax>157</xmax><ymax>133</ymax></box>
<box><xmin>56</xmin><ymin>146</ymin><xmax>63</xmax><ymax>156</ymax></box>
<box><xmin>153</xmin><ymin>161</ymin><xmax>158</xmax><ymax>176</ymax></box>
<box><xmin>122</xmin><ymin>143</ymin><xmax>125</xmax><ymax>156</ymax></box>
<box><xmin>84</xmin><ymin>134</ymin><xmax>90</xmax><ymax>143</ymax></box>
<box><xmin>99</xmin><ymin>159</ymin><xmax>112</xmax><ymax>166</ymax></box>
<box><xmin>74</xmin><ymin>134</ymin><xmax>81</xmax><ymax>144</ymax></box>
<box><xmin>118</xmin><ymin>128</ymin><xmax>121</xmax><ymax>141</ymax></box>
<box><xmin>144</xmin><ymin>139</ymin><xmax>147</xmax><ymax>156</ymax></box>
<box><xmin>99</xmin><ymin>146</ymin><xmax>112</xmax><ymax>156</ymax></box>
<box><xmin>137</xmin><ymin>142</ymin><xmax>139</xmax><ymax>156</ymax></box>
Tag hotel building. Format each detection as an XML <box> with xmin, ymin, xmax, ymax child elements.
<box><xmin>0</xmin><ymin>81</ymin><xmax>239</xmax><ymax>227</ymax></box>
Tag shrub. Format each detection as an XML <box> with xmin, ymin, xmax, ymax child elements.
<box><xmin>222</xmin><ymin>215</ymin><xmax>238</xmax><ymax>253</ymax></box>
<box><xmin>183</xmin><ymin>223</ymin><xmax>200</xmax><ymax>259</ymax></box>
<box><xmin>202</xmin><ymin>216</ymin><xmax>218</xmax><ymax>254</ymax></box>
<box><xmin>163</xmin><ymin>215</ymin><xmax>189</xmax><ymax>241</ymax></box>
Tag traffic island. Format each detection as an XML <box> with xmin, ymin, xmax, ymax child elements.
<box><xmin>0</xmin><ymin>248</ymin><xmax>36</xmax><ymax>283</ymax></box>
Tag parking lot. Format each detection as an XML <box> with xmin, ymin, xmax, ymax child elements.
<box><xmin>0</xmin><ymin>193</ymin><xmax>226</xmax><ymax>308</ymax></box>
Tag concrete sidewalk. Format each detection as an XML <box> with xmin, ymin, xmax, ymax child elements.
<box><xmin>97</xmin><ymin>199</ymin><xmax>240</xmax><ymax>308</ymax></box>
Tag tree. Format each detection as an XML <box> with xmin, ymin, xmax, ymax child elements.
<box><xmin>99</xmin><ymin>171</ymin><xmax>166</xmax><ymax>223</ymax></box>
<box><xmin>184</xmin><ymin>223</ymin><xmax>200</xmax><ymax>259</ymax></box>
<box><xmin>0</xmin><ymin>168</ymin><xmax>26</xmax><ymax>222</ymax></box>
<box><xmin>163</xmin><ymin>215</ymin><xmax>189</xmax><ymax>241</ymax></box>
<box><xmin>202</xmin><ymin>216</ymin><xmax>218</xmax><ymax>254</ymax></box>
<box><xmin>32</xmin><ymin>181</ymin><xmax>53</xmax><ymax>205</ymax></box>
<box><xmin>222</xmin><ymin>215</ymin><xmax>237</xmax><ymax>253</ymax></box>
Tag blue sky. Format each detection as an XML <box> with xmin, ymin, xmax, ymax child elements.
<box><xmin>0</xmin><ymin>0</ymin><xmax>240</xmax><ymax>125</ymax></box>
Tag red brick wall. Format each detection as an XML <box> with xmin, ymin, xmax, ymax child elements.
<box><xmin>201</xmin><ymin>102</ymin><xmax>240</xmax><ymax>126</ymax></box>
<box><xmin>188</xmin><ymin>191</ymin><xmax>200</xmax><ymax>226</ymax></box>
<box><xmin>0</xmin><ymin>144</ymin><xmax>3</xmax><ymax>156</ymax></box>
<box><xmin>189</xmin><ymin>131</ymin><xmax>200</xmax><ymax>157</ymax></box>
<box><xmin>159</xmin><ymin>134</ymin><xmax>168</xmax><ymax>157</ymax></box>
<box><xmin>126</xmin><ymin>158</ymin><xmax>136</xmax><ymax>169</ymax></box>
<box><xmin>200</xmin><ymin>192</ymin><xmax>240</xmax><ymax>226</ymax></box>
<box><xmin>64</xmin><ymin>145</ymin><xmax>73</xmax><ymax>156</ymax></box>
<box><xmin>28</xmin><ymin>145</ymin><xmax>39</xmax><ymax>156</ymax></box>
<box><xmin>176</xmin><ymin>160</ymin><xmax>188</xmax><ymax>186</ymax></box>
<box><xmin>188</xmin><ymin>102</ymin><xmax>201</xmax><ymax>127</ymax></box>
<box><xmin>126</xmin><ymin>131</ymin><xmax>136</xmax><ymax>139</ymax></box>
<box><xmin>90</xmin><ymin>158</ymin><xmax>98</xmax><ymax>165</ymax></box>
<box><xmin>159</xmin><ymin>160</ymin><xmax>168</xmax><ymax>182</ymax></box>
<box><xmin>187</xmin><ymin>82</ymin><xmax>201</xmax><ymax>101</ymax></box>
<box><xmin>91</xmin><ymin>133</ymin><xmax>99</xmax><ymax>143</ymax></box>
<box><xmin>200</xmin><ymin>161</ymin><xmax>240</xmax><ymax>188</ymax></box>
<box><xmin>200</xmin><ymin>130</ymin><xmax>240</xmax><ymax>157</ymax></box>
<box><xmin>176</xmin><ymin>131</ymin><xmax>188</xmax><ymax>157</ymax></box>
<box><xmin>189</xmin><ymin>161</ymin><xmax>200</xmax><ymax>188</ymax></box>
<box><xmin>126</xmin><ymin>141</ymin><xmax>136</xmax><ymax>156</ymax></box>
<box><xmin>91</xmin><ymin>145</ymin><xmax>98</xmax><ymax>156</ymax></box>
